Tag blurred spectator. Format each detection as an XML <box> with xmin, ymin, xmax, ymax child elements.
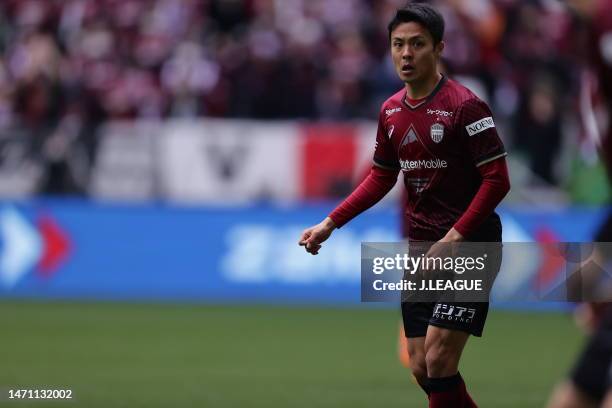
<box><xmin>514</xmin><ymin>74</ymin><xmax>563</xmax><ymax>184</ymax></box>
<box><xmin>0</xmin><ymin>0</ymin><xmax>589</xmax><ymax>193</ymax></box>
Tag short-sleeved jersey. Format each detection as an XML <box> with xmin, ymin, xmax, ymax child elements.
<box><xmin>373</xmin><ymin>76</ymin><xmax>507</xmax><ymax>241</ymax></box>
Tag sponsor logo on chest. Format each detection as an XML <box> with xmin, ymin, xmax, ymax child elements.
<box><xmin>400</xmin><ymin>158</ymin><xmax>448</xmax><ymax>171</ymax></box>
<box><xmin>427</xmin><ymin>109</ymin><xmax>453</xmax><ymax>117</ymax></box>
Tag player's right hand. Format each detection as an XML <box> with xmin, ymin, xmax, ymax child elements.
<box><xmin>298</xmin><ymin>217</ymin><xmax>336</xmax><ymax>255</ymax></box>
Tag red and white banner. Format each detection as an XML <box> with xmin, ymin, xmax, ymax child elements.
<box><xmin>90</xmin><ymin>119</ymin><xmax>402</xmax><ymax>203</ymax></box>
<box><xmin>159</xmin><ymin>120</ymin><xmax>300</xmax><ymax>204</ymax></box>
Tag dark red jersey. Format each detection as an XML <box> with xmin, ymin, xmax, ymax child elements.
<box><xmin>373</xmin><ymin>76</ymin><xmax>507</xmax><ymax>241</ymax></box>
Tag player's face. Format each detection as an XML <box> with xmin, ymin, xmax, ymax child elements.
<box><xmin>390</xmin><ymin>22</ymin><xmax>443</xmax><ymax>86</ymax></box>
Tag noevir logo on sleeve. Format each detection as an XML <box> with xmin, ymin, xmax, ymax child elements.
<box><xmin>385</xmin><ymin>107</ymin><xmax>402</xmax><ymax>116</ymax></box>
<box><xmin>433</xmin><ymin>304</ymin><xmax>476</xmax><ymax>322</ymax></box>
<box><xmin>466</xmin><ymin>117</ymin><xmax>495</xmax><ymax>136</ymax></box>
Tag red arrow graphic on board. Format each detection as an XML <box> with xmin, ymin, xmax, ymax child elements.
<box><xmin>533</xmin><ymin>227</ymin><xmax>564</xmax><ymax>290</ymax></box>
<box><xmin>36</xmin><ymin>214</ymin><xmax>71</xmax><ymax>276</ymax></box>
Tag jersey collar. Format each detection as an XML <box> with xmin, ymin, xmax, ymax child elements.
<box><xmin>402</xmin><ymin>75</ymin><xmax>447</xmax><ymax>110</ymax></box>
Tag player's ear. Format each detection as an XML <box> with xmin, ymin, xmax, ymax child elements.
<box><xmin>434</xmin><ymin>41</ymin><xmax>445</xmax><ymax>57</ymax></box>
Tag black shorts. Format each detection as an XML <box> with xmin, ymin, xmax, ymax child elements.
<box><xmin>401</xmin><ymin>301</ymin><xmax>489</xmax><ymax>338</ymax></box>
<box><xmin>570</xmin><ymin>309</ymin><xmax>612</xmax><ymax>402</ymax></box>
<box><xmin>400</xmin><ymin>229</ymin><xmax>502</xmax><ymax>339</ymax></box>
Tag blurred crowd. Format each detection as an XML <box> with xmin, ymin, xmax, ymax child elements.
<box><xmin>0</xmin><ymin>0</ymin><xmax>596</xmax><ymax>193</ymax></box>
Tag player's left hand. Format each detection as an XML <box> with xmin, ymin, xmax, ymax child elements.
<box><xmin>422</xmin><ymin>228</ymin><xmax>464</xmax><ymax>272</ymax></box>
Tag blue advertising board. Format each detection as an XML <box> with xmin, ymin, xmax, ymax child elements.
<box><xmin>0</xmin><ymin>199</ymin><xmax>606</xmax><ymax>307</ymax></box>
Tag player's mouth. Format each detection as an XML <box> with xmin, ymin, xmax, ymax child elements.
<box><xmin>401</xmin><ymin>64</ymin><xmax>415</xmax><ymax>74</ymax></box>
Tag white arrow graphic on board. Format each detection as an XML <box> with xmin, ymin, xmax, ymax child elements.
<box><xmin>0</xmin><ymin>207</ymin><xmax>42</xmax><ymax>288</ymax></box>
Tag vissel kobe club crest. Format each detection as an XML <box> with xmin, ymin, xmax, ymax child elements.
<box><xmin>430</xmin><ymin>123</ymin><xmax>444</xmax><ymax>143</ymax></box>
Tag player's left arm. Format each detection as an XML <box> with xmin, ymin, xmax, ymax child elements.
<box><xmin>449</xmin><ymin>158</ymin><xmax>510</xmax><ymax>240</ymax></box>
<box><xmin>444</xmin><ymin>98</ymin><xmax>511</xmax><ymax>242</ymax></box>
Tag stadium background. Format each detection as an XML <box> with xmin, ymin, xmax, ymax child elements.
<box><xmin>0</xmin><ymin>0</ymin><xmax>606</xmax><ymax>407</ymax></box>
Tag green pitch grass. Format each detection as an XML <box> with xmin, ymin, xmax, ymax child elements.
<box><xmin>0</xmin><ymin>301</ymin><xmax>584</xmax><ymax>407</ymax></box>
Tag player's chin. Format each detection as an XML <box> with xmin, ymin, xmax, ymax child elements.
<box><xmin>396</xmin><ymin>69</ymin><xmax>412</xmax><ymax>81</ymax></box>
<box><xmin>400</xmin><ymin>72</ymin><xmax>418</xmax><ymax>83</ymax></box>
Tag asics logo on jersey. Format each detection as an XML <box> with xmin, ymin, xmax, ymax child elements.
<box><xmin>427</xmin><ymin>109</ymin><xmax>453</xmax><ymax>117</ymax></box>
<box><xmin>433</xmin><ymin>304</ymin><xmax>476</xmax><ymax>322</ymax></box>
<box><xmin>400</xmin><ymin>158</ymin><xmax>448</xmax><ymax>171</ymax></box>
<box><xmin>388</xmin><ymin>125</ymin><xmax>395</xmax><ymax>139</ymax></box>
<box><xmin>466</xmin><ymin>117</ymin><xmax>495</xmax><ymax>136</ymax></box>
<box><xmin>385</xmin><ymin>107</ymin><xmax>402</xmax><ymax>116</ymax></box>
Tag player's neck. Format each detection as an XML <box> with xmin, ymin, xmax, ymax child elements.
<box><xmin>405</xmin><ymin>72</ymin><xmax>443</xmax><ymax>100</ymax></box>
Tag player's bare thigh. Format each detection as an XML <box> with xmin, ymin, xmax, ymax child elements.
<box><xmin>547</xmin><ymin>381</ymin><xmax>598</xmax><ymax>408</ymax></box>
<box><xmin>424</xmin><ymin>325</ymin><xmax>470</xmax><ymax>377</ymax></box>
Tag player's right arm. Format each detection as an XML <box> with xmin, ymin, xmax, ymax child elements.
<box><xmin>298</xmin><ymin>110</ymin><xmax>400</xmax><ymax>255</ymax></box>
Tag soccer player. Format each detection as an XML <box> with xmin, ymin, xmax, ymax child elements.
<box><xmin>298</xmin><ymin>4</ymin><xmax>510</xmax><ymax>407</ymax></box>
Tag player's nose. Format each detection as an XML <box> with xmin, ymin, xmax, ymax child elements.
<box><xmin>401</xmin><ymin>47</ymin><xmax>413</xmax><ymax>60</ymax></box>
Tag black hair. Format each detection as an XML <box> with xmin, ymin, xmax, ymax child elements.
<box><xmin>387</xmin><ymin>2</ymin><xmax>445</xmax><ymax>44</ymax></box>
